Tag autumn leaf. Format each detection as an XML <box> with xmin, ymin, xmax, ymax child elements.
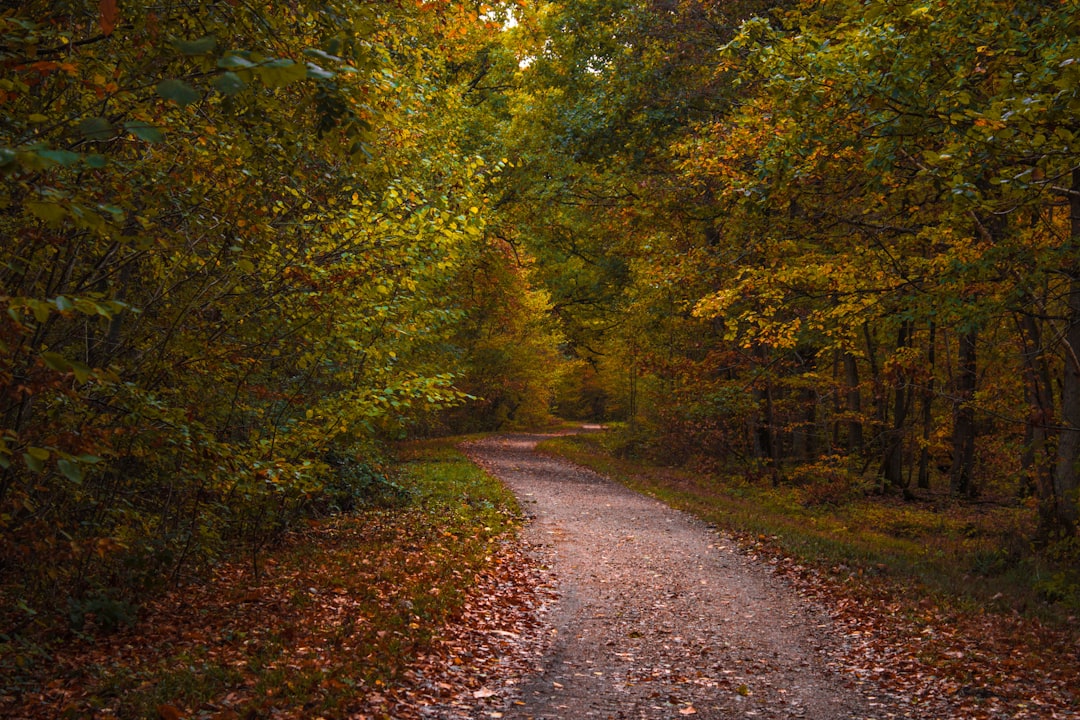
<box><xmin>99</xmin><ymin>0</ymin><xmax>118</xmax><ymax>35</ymax></box>
<box><xmin>156</xmin><ymin>704</ymin><xmax>183</xmax><ymax>720</ymax></box>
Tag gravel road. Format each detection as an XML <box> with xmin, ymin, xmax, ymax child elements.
<box><xmin>463</xmin><ymin>433</ymin><xmax>905</xmax><ymax>720</ymax></box>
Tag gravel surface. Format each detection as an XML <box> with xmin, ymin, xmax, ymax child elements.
<box><xmin>463</xmin><ymin>433</ymin><xmax>907</xmax><ymax>720</ymax></box>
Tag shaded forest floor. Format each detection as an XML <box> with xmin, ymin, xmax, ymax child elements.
<box><xmin>0</xmin><ymin>439</ymin><xmax>552</xmax><ymax>719</ymax></box>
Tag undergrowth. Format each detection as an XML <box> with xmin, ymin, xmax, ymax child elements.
<box><xmin>0</xmin><ymin>438</ymin><xmax>520</xmax><ymax>719</ymax></box>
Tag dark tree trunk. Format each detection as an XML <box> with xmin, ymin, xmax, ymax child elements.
<box><xmin>844</xmin><ymin>352</ymin><xmax>864</xmax><ymax>452</ymax></box>
<box><xmin>882</xmin><ymin>320</ymin><xmax>912</xmax><ymax>490</ymax></box>
<box><xmin>1017</xmin><ymin>312</ymin><xmax>1057</xmax><ymax>535</ymax></box>
<box><xmin>917</xmin><ymin>321</ymin><xmax>936</xmax><ymax>490</ymax></box>
<box><xmin>863</xmin><ymin>322</ymin><xmax>886</xmax><ymax>457</ymax></box>
<box><xmin>950</xmin><ymin>330</ymin><xmax>978</xmax><ymax>498</ymax></box>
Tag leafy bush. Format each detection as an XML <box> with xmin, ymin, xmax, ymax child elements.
<box><xmin>314</xmin><ymin>454</ymin><xmax>412</xmax><ymax>514</ymax></box>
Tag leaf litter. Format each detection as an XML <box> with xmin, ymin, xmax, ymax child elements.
<box><xmin>4</xmin><ymin>434</ymin><xmax>1078</xmax><ymax>719</ymax></box>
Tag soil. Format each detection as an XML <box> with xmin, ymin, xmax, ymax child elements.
<box><xmin>452</xmin><ymin>432</ymin><xmax>914</xmax><ymax>720</ymax></box>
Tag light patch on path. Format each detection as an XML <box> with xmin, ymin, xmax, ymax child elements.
<box><xmin>464</xmin><ymin>433</ymin><xmax>906</xmax><ymax>720</ymax></box>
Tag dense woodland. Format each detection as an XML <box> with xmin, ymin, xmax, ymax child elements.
<box><xmin>2</xmin><ymin>0</ymin><xmax>1079</xmax><ymax>641</ymax></box>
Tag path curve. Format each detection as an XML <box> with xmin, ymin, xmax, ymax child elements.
<box><xmin>464</xmin><ymin>433</ymin><xmax>901</xmax><ymax>720</ymax></box>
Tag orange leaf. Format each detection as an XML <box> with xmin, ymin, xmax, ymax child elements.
<box><xmin>156</xmin><ymin>704</ymin><xmax>183</xmax><ymax>720</ymax></box>
<box><xmin>99</xmin><ymin>0</ymin><xmax>119</xmax><ymax>35</ymax></box>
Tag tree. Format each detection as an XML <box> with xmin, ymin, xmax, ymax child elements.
<box><xmin>0</xmin><ymin>0</ymin><xmax>514</xmax><ymax>628</ymax></box>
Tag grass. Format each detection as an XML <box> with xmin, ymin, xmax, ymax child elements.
<box><xmin>0</xmin><ymin>437</ymin><xmax>522</xmax><ymax>719</ymax></box>
<box><xmin>536</xmin><ymin>431</ymin><xmax>1076</xmax><ymax>621</ymax></box>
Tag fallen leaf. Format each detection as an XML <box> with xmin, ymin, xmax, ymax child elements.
<box><xmin>473</xmin><ymin>687</ymin><xmax>497</xmax><ymax>698</ymax></box>
<box><xmin>157</xmin><ymin>704</ymin><xmax>183</xmax><ymax>720</ymax></box>
<box><xmin>679</xmin><ymin>706</ymin><xmax>697</xmax><ymax>715</ymax></box>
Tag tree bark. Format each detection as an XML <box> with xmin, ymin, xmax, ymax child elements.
<box><xmin>917</xmin><ymin>321</ymin><xmax>936</xmax><ymax>490</ymax></box>
<box><xmin>863</xmin><ymin>322</ymin><xmax>886</xmax><ymax>458</ymax></box>
<box><xmin>881</xmin><ymin>320</ymin><xmax>912</xmax><ymax>490</ymax></box>
<box><xmin>844</xmin><ymin>352</ymin><xmax>864</xmax><ymax>452</ymax></box>
<box><xmin>950</xmin><ymin>330</ymin><xmax>978</xmax><ymax>498</ymax></box>
<box><xmin>1017</xmin><ymin>312</ymin><xmax>1057</xmax><ymax>536</ymax></box>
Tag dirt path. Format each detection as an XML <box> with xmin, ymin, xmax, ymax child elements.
<box><xmin>462</xmin><ymin>433</ymin><xmax>907</xmax><ymax>720</ymax></box>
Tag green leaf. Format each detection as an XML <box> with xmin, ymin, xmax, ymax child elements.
<box><xmin>305</xmin><ymin>62</ymin><xmax>335</xmax><ymax>80</ymax></box>
<box><xmin>54</xmin><ymin>296</ymin><xmax>74</xmax><ymax>312</ymax></box>
<box><xmin>26</xmin><ymin>446</ymin><xmax>50</xmax><ymax>461</ymax></box>
<box><xmin>27</xmin><ymin>300</ymin><xmax>50</xmax><ymax>323</ymax></box>
<box><xmin>23</xmin><ymin>452</ymin><xmax>44</xmax><ymax>473</ymax></box>
<box><xmin>98</xmin><ymin>204</ymin><xmax>125</xmax><ymax>222</ymax></box>
<box><xmin>57</xmin><ymin>458</ymin><xmax>83</xmax><ymax>483</ymax></box>
<box><xmin>157</xmin><ymin>79</ymin><xmax>201</xmax><ymax>107</ymax></box>
<box><xmin>41</xmin><ymin>351</ymin><xmax>71</xmax><ymax>372</ymax></box>
<box><xmin>256</xmin><ymin>59</ymin><xmax>307</xmax><ymax>88</ymax></box>
<box><xmin>69</xmin><ymin>359</ymin><xmax>93</xmax><ymax>384</ymax></box>
<box><xmin>37</xmin><ymin>149</ymin><xmax>81</xmax><ymax>166</ymax></box>
<box><xmin>125</xmin><ymin>121</ymin><xmax>165</xmax><ymax>143</ymax></box>
<box><xmin>25</xmin><ymin>201</ymin><xmax>67</xmax><ymax>225</ymax></box>
<box><xmin>218</xmin><ymin>54</ymin><xmax>255</xmax><ymax>69</ymax></box>
<box><xmin>213</xmin><ymin>71</ymin><xmax>246</xmax><ymax>95</ymax></box>
<box><xmin>78</xmin><ymin>117</ymin><xmax>113</xmax><ymax>141</ymax></box>
<box><xmin>172</xmin><ymin>35</ymin><xmax>217</xmax><ymax>55</ymax></box>
<box><xmin>303</xmin><ymin>48</ymin><xmax>343</xmax><ymax>63</ymax></box>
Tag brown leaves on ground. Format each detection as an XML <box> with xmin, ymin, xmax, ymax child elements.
<box><xmin>0</xmin><ymin>510</ymin><xmax>551</xmax><ymax>720</ymax></box>
<box><xmin>762</xmin><ymin>541</ymin><xmax>1080</xmax><ymax>718</ymax></box>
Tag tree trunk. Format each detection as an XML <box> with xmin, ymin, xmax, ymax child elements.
<box><xmin>832</xmin><ymin>352</ymin><xmax>842</xmax><ymax>448</ymax></box>
<box><xmin>863</xmin><ymin>322</ymin><xmax>886</xmax><ymax>457</ymax></box>
<box><xmin>881</xmin><ymin>320</ymin><xmax>912</xmax><ymax>490</ymax></box>
<box><xmin>793</xmin><ymin>351</ymin><xmax>817</xmax><ymax>462</ymax></box>
<box><xmin>1052</xmin><ymin>167</ymin><xmax>1080</xmax><ymax>536</ymax></box>
<box><xmin>917</xmin><ymin>321</ymin><xmax>936</xmax><ymax>490</ymax></box>
<box><xmin>1017</xmin><ymin>312</ymin><xmax>1057</xmax><ymax>536</ymax></box>
<box><xmin>844</xmin><ymin>352</ymin><xmax>864</xmax><ymax>452</ymax></box>
<box><xmin>950</xmin><ymin>330</ymin><xmax>978</xmax><ymax>498</ymax></box>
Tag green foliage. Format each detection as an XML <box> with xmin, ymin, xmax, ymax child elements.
<box><xmin>503</xmin><ymin>0</ymin><xmax>1080</xmax><ymax>548</ymax></box>
<box><xmin>66</xmin><ymin>592</ymin><xmax>137</xmax><ymax>634</ymax></box>
<box><xmin>316</xmin><ymin>453</ymin><xmax>412</xmax><ymax>514</ymax></box>
<box><xmin>0</xmin><ymin>0</ymin><xmax>530</xmax><ymax>640</ymax></box>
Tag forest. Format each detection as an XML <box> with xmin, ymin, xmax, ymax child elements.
<box><xmin>1</xmin><ymin>0</ymin><xmax>1079</xmax><ymax>714</ymax></box>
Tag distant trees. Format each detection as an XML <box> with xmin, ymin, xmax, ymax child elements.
<box><xmin>501</xmin><ymin>0</ymin><xmax>1080</xmax><ymax>538</ymax></box>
